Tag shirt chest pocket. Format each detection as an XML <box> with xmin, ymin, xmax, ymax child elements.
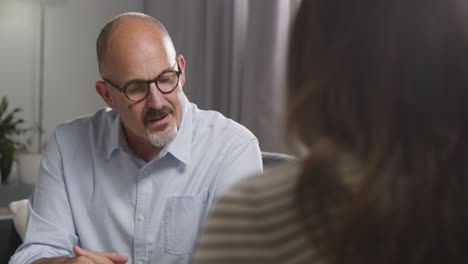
<box><xmin>163</xmin><ymin>194</ymin><xmax>208</xmax><ymax>255</ymax></box>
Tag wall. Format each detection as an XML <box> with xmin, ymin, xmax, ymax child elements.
<box><xmin>0</xmin><ymin>0</ymin><xmax>41</xmax><ymax>149</ymax></box>
<box><xmin>41</xmin><ymin>0</ymin><xmax>144</xmax><ymax>148</ymax></box>
<box><xmin>0</xmin><ymin>0</ymin><xmax>144</xmax><ymax>151</ymax></box>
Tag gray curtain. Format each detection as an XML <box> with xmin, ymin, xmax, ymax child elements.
<box><xmin>145</xmin><ymin>0</ymin><xmax>297</xmax><ymax>152</ymax></box>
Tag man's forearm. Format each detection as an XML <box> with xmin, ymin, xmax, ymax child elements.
<box><xmin>30</xmin><ymin>245</ymin><xmax>128</xmax><ymax>264</ymax></box>
<box><xmin>32</xmin><ymin>257</ymin><xmax>73</xmax><ymax>264</ymax></box>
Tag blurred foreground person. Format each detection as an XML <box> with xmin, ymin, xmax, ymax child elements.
<box><xmin>194</xmin><ymin>0</ymin><xmax>468</xmax><ymax>263</ymax></box>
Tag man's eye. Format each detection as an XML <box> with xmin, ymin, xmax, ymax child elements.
<box><xmin>127</xmin><ymin>83</ymin><xmax>147</xmax><ymax>93</ymax></box>
<box><xmin>159</xmin><ymin>78</ymin><xmax>171</xmax><ymax>83</ymax></box>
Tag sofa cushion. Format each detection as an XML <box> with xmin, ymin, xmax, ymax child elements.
<box><xmin>9</xmin><ymin>199</ymin><xmax>28</xmax><ymax>241</ymax></box>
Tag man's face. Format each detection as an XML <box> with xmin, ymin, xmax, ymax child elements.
<box><xmin>96</xmin><ymin>20</ymin><xmax>186</xmax><ymax>149</ymax></box>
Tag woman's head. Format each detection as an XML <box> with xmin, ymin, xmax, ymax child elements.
<box><xmin>287</xmin><ymin>0</ymin><xmax>468</xmax><ymax>162</ymax></box>
<box><xmin>288</xmin><ymin>1</ymin><xmax>468</xmax><ymax>263</ymax></box>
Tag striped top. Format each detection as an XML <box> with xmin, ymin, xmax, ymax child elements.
<box><xmin>193</xmin><ymin>161</ymin><xmax>319</xmax><ymax>264</ymax></box>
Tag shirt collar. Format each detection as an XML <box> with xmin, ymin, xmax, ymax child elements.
<box><xmin>104</xmin><ymin>96</ymin><xmax>193</xmax><ymax>165</ymax></box>
<box><xmin>163</xmin><ymin>95</ymin><xmax>192</xmax><ymax>165</ymax></box>
<box><xmin>105</xmin><ymin>110</ymin><xmax>127</xmax><ymax>159</ymax></box>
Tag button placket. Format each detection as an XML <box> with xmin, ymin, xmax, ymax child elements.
<box><xmin>137</xmin><ymin>214</ymin><xmax>145</xmax><ymax>223</ymax></box>
<box><xmin>134</xmin><ymin>168</ymin><xmax>152</xmax><ymax>264</ymax></box>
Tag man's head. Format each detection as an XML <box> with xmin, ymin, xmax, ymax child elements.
<box><xmin>95</xmin><ymin>13</ymin><xmax>186</xmax><ymax>151</ymax></box>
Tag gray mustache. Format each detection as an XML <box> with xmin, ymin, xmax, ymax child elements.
<box><xmin>144</xmin><ymin>106</ymin><xmax>173</xmax><ymax>123</ymax></box>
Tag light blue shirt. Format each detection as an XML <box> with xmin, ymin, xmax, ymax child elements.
<box><xmin>10</xmin><ymin>97</ymin><xmax>262</xmax><ymax>264</ymax></box>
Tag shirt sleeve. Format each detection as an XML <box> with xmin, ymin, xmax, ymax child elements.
<box><xmin>9</xmin><ymin>130</ymin><xmax>78</xmax><ymax>264</ymax></box>
<box><xmin>214</xmin><ymin>138</ymin><xmax>263</xmax><ymax>197</ymax></box>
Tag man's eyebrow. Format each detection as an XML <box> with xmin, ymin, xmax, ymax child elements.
<box><xmin>124</xmin><ymin>65</ymin><xmax>176</xmax><ymax>85</ymax></box>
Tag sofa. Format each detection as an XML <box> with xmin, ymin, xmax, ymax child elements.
<box><xmin>0</xmin><ymin>216</ymin><xmax>22</xmax><ymax>263</ymax></box>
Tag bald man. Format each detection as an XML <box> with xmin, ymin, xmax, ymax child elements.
<box><xmin>10</xmin><ymin>13</ymin><xmax>262</xmax><ymax>264</ymax></box>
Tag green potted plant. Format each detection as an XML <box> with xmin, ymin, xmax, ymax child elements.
<box><xmin>0</xmin><ymin>96</ymin><xmax>26</xmax><ymax>184</ymax></box>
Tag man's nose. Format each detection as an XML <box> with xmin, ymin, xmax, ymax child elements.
<box><xmin>146</xmin><ymin>82</ymin><xmax>164</xmax><ymax>107</ymax></box>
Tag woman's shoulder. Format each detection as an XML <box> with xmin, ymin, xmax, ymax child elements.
<box><xmin>208</xmin><ymin>160</ymin><xmax>303</xmax><ymax>226</ymax></box>
<box><xmin>194</xmin><ymin>161</ymin><xmax>316</xmax><ymax>263</ymax></box>
<box><xmin>229</xmin><ymin>160</ymin><xmax>302</xmax><ymax>199</ymax></box>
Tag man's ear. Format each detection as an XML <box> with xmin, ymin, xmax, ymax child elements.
<box><xmin>177</xmin><ymin>55</ymin><xmax>186</xmax><ymax>88</ymax></box>
<box><xmin>96</xmin><ymin>81</ymin><xmax>117</xmax><ymax>108</ymax></box>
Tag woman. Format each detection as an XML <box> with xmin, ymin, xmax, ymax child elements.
<box><xmin>194</xmin><ymin>0</ymin><xmax>468</xmax><ymax>263</ymax></box>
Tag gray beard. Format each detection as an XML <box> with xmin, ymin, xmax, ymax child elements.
<box><xmin>145</xmin><ymin>125</ymin><xmax>177</xmax><ymax>147</ymax></box>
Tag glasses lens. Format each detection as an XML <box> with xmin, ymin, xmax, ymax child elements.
<box><xmin>157</xmin><ymin>72</ymin><xmax>179</xmax><ymax>93</ymax></box>
<box><xmin>126</xmin><ymin>81</ymin><xmax>148</xmax><ymax>101</ymax></box>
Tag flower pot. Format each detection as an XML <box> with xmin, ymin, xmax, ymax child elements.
<box><xmin>17</xmin><ymin>152</ymin><xmax>42</xmax><ymax>185</ymax></box>
<box><xmin>7</xmin><ymin>160</ymin><xmax>19</xmax><ymax>184</ymax></box>
<box><xmin>0</xmin><ymin>153</ymin><xmax>14</xmax><ymax>184</ymax></box>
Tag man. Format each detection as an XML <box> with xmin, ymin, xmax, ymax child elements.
<box><xmin>10</xmin><ymin>12</ymin><xmax>262</xmax><ymax>264</ymax></box>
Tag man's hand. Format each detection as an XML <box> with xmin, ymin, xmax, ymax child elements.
<box><xmin>73</xmin><ymin>245</ymin><xmax>128</xmax><ymax>264</ymax></box>
<box><xmin>31</xmin><ymin>245</ymin><xmax>128</xmax><ymax>264</ymax></box>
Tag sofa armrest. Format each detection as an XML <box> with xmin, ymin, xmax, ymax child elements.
<box><xmin>0</xmin><ymin>216</ymin><xmax>22</xmax><ymax>263</ymax></box>
<box><xmin>261</xmin><ymin>151</ymin><xmax>296</xmax><ymax>167</ymax></box>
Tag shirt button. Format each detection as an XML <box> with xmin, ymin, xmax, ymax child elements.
<box><xmin>137</xmin><ymin>215</ymin><xmax>145</xmax><ymax>223</ymax></box>
<box><xmin>136</xmin><ymin>261</ymin><xmax>143</xmax><ymax>264</ymax></box>
<box><xmin>143</xmin><ymin>171</ymin><xmax>149</xmax><ymax>176</ymax></box>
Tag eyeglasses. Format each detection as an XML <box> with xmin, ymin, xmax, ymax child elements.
<box><xmin>103</xmin><ymin>62</ymin><xmax>182</xmax><ymax>102</ymax></box>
